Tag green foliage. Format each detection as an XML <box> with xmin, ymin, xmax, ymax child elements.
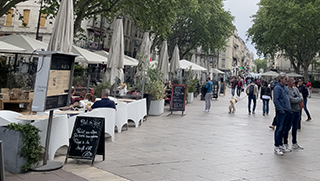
<box><xmin>72</xmin><ymin>76</ymin><xmax>88</xmax><ymax>87</ymax></box>
<box><xmin>156</xmin><ymin>0</ymin><xmax>235</xmax><ymax>57</ymax></box>
<box><xmin>73</xmin><ymin>64</ymin><xmax>85</xmax><ymax>77</ymax></box>
<box><xmin>247</xmin><ymin>0</ymin><xmax>320</xmax><ymax>81</ymax></box>
<box><xmin>145</xmin><ymin>63</ymin><xmax>164</xmax><ymax>95</ymax></box>
<box><xmin>311</xmin><ymin>80</ymin><xmax>320</xmax><ymax>88</ymax></box>
<box><xmin>147</xmin><ymin>80</ymin><xmax>166</xmax><ymax>100</ymax></box>
<box><xmin>252</xmin><ymin>67</ymin><xmax>256</xmax><ymax>73</ymax></box>
<box><xmin>94</xmin><ymin>82</ymin><xmax>111</xmax><ymax>98</ymax></box>
<box><xmin>6</xmin><ymin>123</ymin><xmax>42</xmax><ymax>172</ymax></box>
<box><xmin>187</xmin><ymin>79</ymin><xmax>198</xmax><ymax>93</ymax></box>
<box><xmin>254</xmin><ymin>59</ymin><xmax>268</xmax><ymax>73</ymax></box>
<box><xmin>182</xmin><ymin>67</ymin><xmax>197</xmax><ymax>93</ymax></box>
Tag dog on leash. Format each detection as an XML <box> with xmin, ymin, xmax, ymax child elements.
<box><xmin>229</xmin><ymin>98</ymin><xmax>237</xmax><ymax>114</ymax></box>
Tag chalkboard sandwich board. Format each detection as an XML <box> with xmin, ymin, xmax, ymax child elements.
<box><xmin>65</xmin><ymin>116</ymin><xmax>105</xmax><ymax>165</ymax></box>
<box><xmin>169</xmin><ymin>84</ymin><xmax>187</xmax><ymax>116</ymax></box>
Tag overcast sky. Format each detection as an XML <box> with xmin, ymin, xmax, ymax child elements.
<box><xmin>223</xmin><ymin>0</ymin><xmax>260</xmax><ymax>59</ymax></box>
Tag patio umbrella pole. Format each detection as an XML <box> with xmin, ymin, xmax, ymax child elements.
<box><xmin>87</xmin><ymin>75</ymin><xmax>90</xmax><ymax>93</ymax></box>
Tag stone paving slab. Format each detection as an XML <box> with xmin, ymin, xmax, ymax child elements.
<box><xmin>5</xmin><ymin>87</ymin><xmax>320</xmax><ymax>181</ymax></box>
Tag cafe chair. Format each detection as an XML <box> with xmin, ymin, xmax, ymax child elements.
<box><xmin>32</xmin><ymin>114</ymin><xmax>69</xmax><ymax>160</ymax></box>
<box><xmin>83</xmin><ymin>108</ymin><xmax>115</xmax><ymax>141</ymax></box>
<box><xmin>0</xmin><ymin>110</ymin><xmax>28</xmax><ymax>126</ymax></box>
<box><xmin>115</xmin><ymin>102</ymin><xmax>128</xmax><ymax>133</ymax></box>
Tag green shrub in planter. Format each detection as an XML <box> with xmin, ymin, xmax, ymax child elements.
<box><xmin>6</xmin><ymin>123</ymin><xmax>42</xmax><ymax>172</ymax></box>
<box><xmin>147</xmin><ymin>80</ymin><xmax>166</xmax><ymax>100</ymax></box>
<box><xmin>94</xmin><ymin>82</ymin><xmax>111</xmax><ymax>98</ymax></box>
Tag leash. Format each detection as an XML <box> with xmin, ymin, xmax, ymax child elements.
<box><xmin>236</xmin><ymin>95</ymin><xmax>248</xmax><ymax>102</ymax></box>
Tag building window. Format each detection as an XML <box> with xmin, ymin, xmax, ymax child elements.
<box><xmin>39</xmin><ymin>13</ymin><xmax>46</xmax><ymax>27</ymax></box>
<box><xmin>22</xmin><ymin>9</ymin><xmax>30</xmax><ymax>26</ymax></box>
<box><xmin>5</xmin><ymin>9</ymin><xmax>14</xmax><ymax>26</ymax></box>
<box><xmin>222</xmin><ymin>59</ymin><xmax>226</xmax><ymax>68</ymax></box>
<box><xmin>222</xmin><ymin>50</ymin><xmax>226</xmax><ymax>57</ymax></box>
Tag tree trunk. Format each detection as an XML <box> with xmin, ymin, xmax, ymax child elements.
<box><xmin>303</xmin><ymin>64</ymin><xmax>309</xmax><ymax>82</ymax></box>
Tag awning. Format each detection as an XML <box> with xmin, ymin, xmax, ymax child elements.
<box><xmin>179</xmin><ymin>59</ymin><xmax>206</xmax><ymax>71</ymax></box>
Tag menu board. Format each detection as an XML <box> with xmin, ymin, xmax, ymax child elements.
<box><xmin>65</xmin><ymin>116</ymin><xmax>105</xmax><ymax>165</ymax></box>
<box><xmin>170</xmin><ymin>84</ymin><xmax>187</xmax><ymax>111</ymax></box>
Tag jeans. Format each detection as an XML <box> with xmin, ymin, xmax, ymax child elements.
<box><xmin>205</xmin><ymin>93</ymin><xmax>212</xmax><ymax>110</ymax></box>
<box><xmin>290</xmin><ymin>111</ymin><xmax>300</xmax><ymax>144</ymax></box>
<box><xmin>274</xmin><ymin>110</ymin><xmax>290</xmax><ymax>147</ymax></box>
<box><xmin>303</xmin><ymin>98</ymin><xmax>311</xmax><ymax>119</ymax></box>
<box><xmin>283</xmin><ymin>112</ymin><xmax>293</xmax><ymax>145</ymax></box>
<box><xmin>231</xmin><ymin>88</ymin><xmax>235</xmax><ymax>97</ymax></box>
<box><xmin>236</xmin><ymin>87</ymin><xmax>241</xmax><ymax>97</ymax></box>
<box><xmin>248</xmin><ymin>95</ymin><xmax>256</xmax><ymax>113</ymax></box>
<box><xmin>262</xmin><ymin>99</ymin><xmax>270</xmax><ymax>114</ymax></box>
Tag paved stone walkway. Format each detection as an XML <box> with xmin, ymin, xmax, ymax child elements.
<box><xmin>5</xmin><ymin>87</ymin><xmax>320</xmax><ymax>180</ymax></box>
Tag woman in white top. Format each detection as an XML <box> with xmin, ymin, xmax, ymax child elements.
<box><xmin>79</xmin><ymin>93</ymin><xmax>94</xmax><ymax>108</ymax></box>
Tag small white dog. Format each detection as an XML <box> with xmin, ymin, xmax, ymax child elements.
<box><xmin>229</xmin><ymin>98</ymin><xmax>237</xmax><ymax>114</ymax></box>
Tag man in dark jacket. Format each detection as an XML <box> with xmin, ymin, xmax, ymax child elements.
<box><xmin>273</xmin><ymin>72</ymin><xmax>291</xmax><ymax>156</ymax></box>
<box><xmin>298</xmin><ymin>79</ymin><xmax>311</xmax><ymax>121</ymax></box>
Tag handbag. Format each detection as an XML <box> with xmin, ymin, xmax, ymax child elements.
<box><xmin>300</xmin><ymin>101</ymin><xmax>304</xmax><ymax>110</ymax></box>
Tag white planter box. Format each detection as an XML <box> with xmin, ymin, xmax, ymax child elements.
<box><xmin>187</xmin><ymin>92</ymin><xmax>194</xmax><ymax>103</ymax></box>
<box><xmin>148</xmin><ymin>99</ymin><xmax>164</xmax><ymax>116</ymax></box>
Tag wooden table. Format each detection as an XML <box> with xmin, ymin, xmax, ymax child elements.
<box><xmin>2</xmin><ymin>99</ymin><xmax>31</xmax><ymax>112</ymax></box>
<box><xmin>16</xmin><ymin>115</ymin><xmax>49</xmax><ymax>121</ymax></box>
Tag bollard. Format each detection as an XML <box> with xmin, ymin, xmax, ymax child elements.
<box><xmin>0</xmin><ymin>140</ymin><xmax>5</xmax><ymax>181</ymax></box>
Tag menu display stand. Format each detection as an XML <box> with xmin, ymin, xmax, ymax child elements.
<box><xmin>168</xmin><ymin>84</ymin><xmax>187</xmax><ymax>117</ymax></box>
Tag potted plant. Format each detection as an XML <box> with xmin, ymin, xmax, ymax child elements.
<box><xmin>0</xmin><ymin>123</ymin><xmax>42</xmax><ymax>173</ymax></box>
<box><xmin>145</xmin><ymin>64</ymin><xmax>166</xmax><ymax>115</ymax></box>
<box><xmin>147</xmin><ymin>80</ymin><xmax>166</xmax><ymax>115</ymax></box>
<box><xmin>187</xmin><ymin>78</ymin><xmax>198</xmax><ymax>103</ymax></box>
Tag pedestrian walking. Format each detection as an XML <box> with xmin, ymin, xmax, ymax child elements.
<box><xmin>246</xmin><ymin>79</ymin><xmax>258</xmax><ymax>115</ymax></box>
<box><xmin>260</xmin><ymin>81</ymin><xmax>272</xmax><ymax>116</ymax></box>
<box><xmin>230</xmin><ymin>76</ymin><xmax>236</xmax><ymax>98</ymax></box>
<box><xmin>256</xmin><ymin>78</ymin><xmax>262</xmax><ymax>91</ymax></box>
<box><xmin>203</xmin><ymin>77</ymin><xmax>213</xmax><ymax>112</ymax></box>
<box><xmin>273</xmin><ymin>72</ymin><xmax>291</xmax><ymax>155</ymax></box>
<box><xmin>236</xmin><ymin>76</ymin><xmax>243</xmax><ymax>97</ymax></box>
<box><xmin>284</xmin><ymin>76</ymin><xmax>304</xmax><ymax>150</ymax></box>
<box><xmin>297</xmin><ymin>79</ymin><xmax>312</xmax><ymax>121</ymax></box>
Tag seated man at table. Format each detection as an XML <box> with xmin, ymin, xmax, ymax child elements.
<box><xmin>86</xmin><ymin>89</ymin><xmax>116</xmax><ymax>111</ymax></box>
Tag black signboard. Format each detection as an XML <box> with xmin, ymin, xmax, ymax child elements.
<box><xmin>169</xmin><ymin>84</ymin><xmax>187</xmax><ymax>116</ymax></box>
<box><xmin>65</xmin><ymin>116</ymin><xmax>105</xmax><ymax>165</ymax></box>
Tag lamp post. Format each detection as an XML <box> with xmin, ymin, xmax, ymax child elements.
<box><xmin>36</xmin><ymin>0</ymin><xmax>43</xmax><ymax>40</ymax></box>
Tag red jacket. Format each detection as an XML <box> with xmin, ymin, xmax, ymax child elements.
<box><xmin>237</xmin><ymin>80</ymin><xmax>243</xmax><ymax>87</ymax></box>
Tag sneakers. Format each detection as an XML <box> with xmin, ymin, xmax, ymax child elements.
<box><xmin>263</xmin><ymin>113</ymin><xmax>265</xmax><ymax>116</ymax></box>
<box><xmin>248</xmin><ymin>112</ymin><xmax>251</xmax><ymax>115</ymax></box>
<box><xmin>306</xmin><ymin>118</ymin><xmax>311</xmax><ymax>121</ymax></box>
<box><xmin>252</xmin><ymin>111</ymin><xmax>255</xmax><ymax>114</ymax></box>
<box><xmin>274</xmin><ymin>147</ymin><xmax>284</xmax><ymax>156</ymax></box>
<box><xmin>203</xmin><ymin>109</ymin><xmax>209</xmax><ymax>112</ymax></box>
<box><xmin>292</xmin><ymin>143</ymin><xmax>304</xmax><ymax>149</ymax></box>
<box><xmin>280</xmin><ymin>144</ymin><xmax>292</xmax><ymax>153</ymax></box>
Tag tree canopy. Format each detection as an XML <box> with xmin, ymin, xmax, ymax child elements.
<box><xmin>154</xmin><ymin>0</ymin><xmax>234</xmax><ymax>58</ymax></box>
<box><xmin>247</xmin><ymin>0</ymin><xmax>320</xmax><ymax>81</ymax></box>
<box><xmin>254</xmin><ymin>58</ymin><xmax>267</xmax><ymax>73</ymax></box>
<box><xmin>42</xmin><ymin>0</ymin><xmax>198</xmax><ymax>37</ymax></box>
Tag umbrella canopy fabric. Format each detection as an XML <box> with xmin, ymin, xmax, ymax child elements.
<box><xmin>170</xmin><ymin>45</ymin><xmax>180</xmax><ymax>73</ymax></box>
<box><xmin>261</xmin><ymin>71</ymin><xmax>279</xmax><ymax>77</ymax></box>
<box><xmin>104</xmin><ymin>18</ymin><xmax>124</xmax><ymax>85</ymax></box>
<box><xmin>158</xmin><ymin>40</ymin><xmax>169</xmax><ymax>81</ymax></box>
<box><xmin>287</xmin><ymin>72</ymin><xmax>303</xmax><ymax>77</ymax></box>
<box><xmin>190</xmin><ymin>54</ymin><xmax>196</xmax><ymax>63</ymax></box>
<box><xmin>94</xmin><ymin>51</ymin><xmax>138</xmax><ymax>66</ymax></box>
<box><xmin>72</xmin><ymin>46</ymin><xmax>107</xmax><ymax>63</ymax></box>
<box><xmin>0</xmin><ymin>41</ymin><xmax>26</xmax><ymax>53</ymax></box>
<box><xmin>211</xmin><ymin>68</ymin><xmax>225</xmax><ymax>74</ymax></box>
<box><xmin>179</xmin><ymin>59</ymin><xmax>206</xmax><ymax>71</ymax></box>
<box><xmin>0</xmin><ymin>35</ymin><xmax>47</xmax><ymax>53</ymax></box>
<box><xmin>47</xmin><ymin>0</ymin><xmax>74</xmax><ymax>53</ymax></box>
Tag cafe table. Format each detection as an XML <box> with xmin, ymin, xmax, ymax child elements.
<box><xmin>15</xmin><ymin>114</ymin><xmax>49</xmax><ymax>123</ymax></box>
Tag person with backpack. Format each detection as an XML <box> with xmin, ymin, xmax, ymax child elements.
<box><xmin>260</xmin><ymin>81</ymin><xmax>272</xmax><ymax>116</ymax></box>
<box><xmin>245</xmin><ymin>79</ymin><xmax>259</xmax><ymax>115</ymax></box>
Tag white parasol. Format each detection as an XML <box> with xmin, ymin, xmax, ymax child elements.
<box><xmin>104</xmin><ymin>18</ymin><xmax>124</xmax><ymax>85</ymax></box>
<box><xmin>170</xmin><ymin>45</ymin><xmax>180</xmax><ymax>73</ymax></box>
<box><xmin>158</xmin><ymin>40</ymin><xmax>169</xmax><ymax>81</ymax></box>
<box><xmin>47</xmin><ymin>0</ymin><xmax>74</xmax><ymax>52</ymax></box>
